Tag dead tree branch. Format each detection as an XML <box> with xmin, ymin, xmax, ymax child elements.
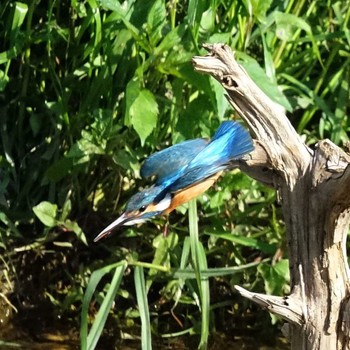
<box><xmin>192</xmin><ymin>43</ymin><xmax>350</xmax><ymax>350</ymax></box>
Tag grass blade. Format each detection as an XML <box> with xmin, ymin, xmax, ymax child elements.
<box><xmin>197</xmin><ymin>242</ymin><xmax>209</xmax><ymax>350</ymax></box>
<box><xmin>188</xmin><ymin>199</ymin><xmax>209</xmax><ymax>349</ymax></box>
<box><xmin>173</xmin><ymin>259</ymin><xmax>267</xmax><ymax>279</ymax></box>
<box><xmin>80</xmin><ymin>261</ymin><xmax>127</xmax><ymax>350</ymax></box>
<box><xmin>134</xmin><ymin>266</ymin><xmax>152</xmax><ymax>350</ymax></box>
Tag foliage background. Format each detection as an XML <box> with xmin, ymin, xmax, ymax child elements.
<box><xmin>0</xmin><ymin>0</ymin><xmax>349</xmax><ymax>348</ymax></box>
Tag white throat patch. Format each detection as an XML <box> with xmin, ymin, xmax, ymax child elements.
<box><xmin>154</xmin><ymin>192</ymin><xmax>172</xmax><ymax>212</ymax></box>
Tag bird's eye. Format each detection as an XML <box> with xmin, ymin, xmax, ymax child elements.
<box><xmin>139</xmin><ymin>205</ymin><xmax>147</xmax><ymax>213</ymax></box>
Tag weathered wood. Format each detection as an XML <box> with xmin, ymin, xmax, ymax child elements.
<box><xmin>234</xmin><ymin>285</ymin><xmax>304</xmax><ymax>326</ymax></box>
<box><xmin>193</xmin><ymin>43</ymin><xmax>350</xmax><ymax>350</ymax></box>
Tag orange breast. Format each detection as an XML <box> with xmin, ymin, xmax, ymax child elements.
<box><xmin>164</xmin><ymin>171</ymin><xmax>223</xmax><ymax>214</ymax></box>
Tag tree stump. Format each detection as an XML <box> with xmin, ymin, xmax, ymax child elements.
<box><xmin>192</xmin><ymin>44</ymin><xmax>350</xmax><ymax>350</ymax></box>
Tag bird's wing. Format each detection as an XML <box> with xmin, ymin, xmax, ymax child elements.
<box><xmin>169</xmin><ymin>121</ymin><xmax>254</xmax><ymax>192</ymax></box>
<box><xmin>169</xmin><ymin>165</ymin><xmax>226</xmax><ymax>192</ymax></box>
<box><xmin>140</xmin><ymin>138</ymin><xmax>208</xmax><ymax>185</ymax></box>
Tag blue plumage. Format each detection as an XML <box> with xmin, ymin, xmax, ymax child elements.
<box><xmin>141</xmin><ymin>138</ymin><xmax>208</xmax><ymax>186</ymax></box>
<box><xmin>94</xmin><ymin>120</ymin><xmax>254</xmax><ymax>241</ymax></box>
<box><xmin>169</xmin><ymin>121</ymin><xmax>254</xmax><ymax>191</ymax></box>
<box><xmin>141</xmin><ymin>121</ymin><xmax>253</xmax><ymax>192</ymax></box>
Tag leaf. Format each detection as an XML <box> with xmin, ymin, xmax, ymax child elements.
<box><xmin>152</xmin><ymin>235</ymin><xmax>169</xmax><ymax>266</ymax></box>
<box><xmin>61</xmin><ymin>199</ymin><xmax>72</xmax><ymax>222</ymax></box>
<box><xmin>147</xmin><ymin>0</ymin><xmax>166</xmax><ymax>46</ymax></box>
<box><xmin>200</xmin><ymin>8</ymin><xmax>214</xmax><ymax>33</ymax></box>
<box><xmin>173</xmin><ymin>260</ymin><xmax>264</xmax><ymax>279</ymax></box>
<box><xmin>29</xmin><ymin>114</ymin><xmax>42</xmax><ymax>136</ymax></box>
<box><xmin>176</xmin><ymin>94</ymin><xmax>211</xmax><ymax>139</ymax></box>
<box><xmin>187</xmin><ymin>0</ymin><xmax>207</xmax><ymax>39</ymax></box>
<box><xmin>33</xmin><ymin>201</ymin><xmax>58</xmax><ymax>228</ymax></box>
<box><xmin>155</xmin><ymin>24</ymin><xmax>185</xmax><ymax>56</ymax></box>
<box><xmin>99</xmin><ymin>0</ymin><xmax>127</xmax><ymax>14</ymax></box>
<box><xmin>251</xmin><ymin>0</ymin><xmax>273</xmax><ymax>23</ymax></box>
<box><xmin>0</xmin><ymin>69</ymin><xmax>9</xmax><ymax>91</ymax></box>
<box><xmin>112</xmin><ymin>149</ymin><xmax>140</xmax><ymax>172</ymax></box>
<box><xmin>273</xmin><ymin>12</ymin><xmax>311</xmax><ymax>41</ymax></box>
<box><xmin>83</xmin><ymin>262</ymin><xmax>127</xmax><ymax>350</ymax></box>
<box><xmin>150</xmin><ymin>232</ymin><xmax>178</xmax><ymax>275</ymax></box>
<box><xmin>273</xmin><ymin>11</ymin><xmax>322</xmax><ymax>66</ymax></box>
<box><xmin>273</xmin><ymin>259</ymin><xmax>290</xmax><ymax>281</ymax></box>
<box><xmin>45</xmin><ymin>157</ymin><xmax>74</xmax><ymax>183</ymax></box>
<box><xmin>125</xmin><ymin>79</ymin><xmax>140</xmax><ymax>126</ymax></box>
<box><xmin>258</xmin><ymin>259</ymin><xmax>290</xmax><ymax>295</ymax></box>
<box><xmin>134</xmin><ymin>267</ymin><xmax>152</xmax><ymax>350</ymax></box>
<box><xmin>238</xmin><ymin>53</ymin><xmax>292</xmax><ymax>111</ymax></box>
<box><xmin>197</xmin><ymin>241</ymin><xmax>210</xmax><ymax>349</ymax></box>
<box><xmin>129</xmin><ymin>89</ymin><xmax>158</xmax><ymax>145</ymax></box>
<box><xmin>63</xmin><ymin>219</ymin><xmax>88</xmax><ymax>246</ymax></box>
<box><xmin>9</xmin><ymin>2</ymin><xmax>28</xmax><ymax>46</ymax></box>
<box><xmin>77</xmin><ymin>131</ymin><xmax>106</xmax><ymax>156</ymax></box>
<box><xmin>209</xmin><ymin>78</ymin><xmax>229</xmax><ymax>119</ymax></box>
<box><xmin>207</xmin><ymin>232</ymin><xmax>276</xmax><ymax>254</ymax></box>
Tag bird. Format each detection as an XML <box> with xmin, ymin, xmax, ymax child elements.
<box><xmin>94</xmin><ymin>121</ymin><xmax>254</xmax><ymax>242</ymax></box>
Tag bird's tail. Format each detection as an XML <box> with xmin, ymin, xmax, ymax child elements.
<box><xmin>210</xmin><ymin>120</ymin><xmax>254</xmax><ymax>162</ymax></box>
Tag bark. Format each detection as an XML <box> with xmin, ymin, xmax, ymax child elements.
<box><xmin>192</xmin><ymin>44</ymin><xmax>350</xmax><ymax>350</ymax></box>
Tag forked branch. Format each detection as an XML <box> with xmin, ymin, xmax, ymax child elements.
<box><xmin>192</xmin><ymin>44</ymin><xmax>350</xmax><ymax>340</ymax></box>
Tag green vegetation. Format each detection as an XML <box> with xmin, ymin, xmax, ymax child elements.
<box><xmin>0</xmin><ymin>0</ymin><xmax>349</xmax><ymax>349</ymax></box>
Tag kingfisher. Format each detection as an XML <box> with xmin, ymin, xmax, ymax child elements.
<box><xmin>94</xmin><ymin>121</ymin><xmax>254</xmax><ymax>242</ymax></box>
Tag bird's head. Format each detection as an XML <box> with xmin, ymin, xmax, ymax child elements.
<box><xmin>94</xmin><ymin>186</ymin><xmax>171</xmax><ymax>241</ymax></box>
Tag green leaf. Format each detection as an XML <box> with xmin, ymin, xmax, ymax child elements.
<box><xmin>150</xmin><ymin>232</ymin><xmax>178</xmax><ymax>276</ymax></box>
<box><xmin>0</xmin><ymin>211</ymin><xmax>21</xmax><ymax>238</ymax></box>
<box><xmin>251</xmin><ymin>0</ymin><xmax>273</xmax><ymax>23</ymax></box>
<box><xmin>147</xmin><ymin>0</ymin><xmax>166</xmax><ymax>46</ymax></box>
<box><xmin>197</xmin><ymin>241</ymin><xmax>210</xmax><ymax>349</ymax></box>
<box><xmin>187</xmin><ymin>0</ymin><xmax>207</xmax><ymax>40</ymax></box>
<box><xmin>200</xmin><ymin>8</ymin><xmax>214</xmax><ymax>33</ymax></box>
<box><xmin>125</xmin><ymin>79</ymin><xmax>141</xmax><ymax>126</ymax></box>
<box><xmin>45</xmin><ymin>157</ymin><xmax>74</xmax><ymax>183</ymax></box>
<box><xmin>82</xmin><ymin>262</ymin><xmax>127</xmax><ymax>350</ymax></box>
<box><xmin>173</xmin><ymin>260</ymin><xmax>265</xmax><ymax>279</ymax></box>
<box><xmin>155</xmin><ymin>24</ymin><xmax>185</xmax><ymax>56</ymax></box>
<box><xmin>76</xmin><ymin>131</ymin><xmax>106</xmax><ymax>156</ymax></box>
<box><xmin>273</xmin><ymin>11</ymin><xmax>322</xmax><ymax>66</ymax></box>
<box><xmin>273</xmin><ymin>259</ymin><xmax>290</xmax><ymax>280</ymax></box>
<box><xmin>238</xmin><ymin>53</ymin><xmax>292</xmax><ymax>111</ymax></box>
<box><xmin>99</xmin><ymin>0</ymin><xmax>127</xmax><ymax>14</ymax></box>
<box><xmin>0</xmin><ymin>69</ymin><xmax>9</xmax><ymax>91</ymax></box>
<box><xmin>63</xmin><ymin>219</ymin><xmax>88</xmax><ymax>246</ymax></box>
<box><xmin>61</xmin><ymin>199</ymin><xmax>72</xmax><ymax>222</ymax></box>
<box><xmin>210</xmin><ymin>78</ymin><xmax>229</xmax><ymax>119</ymax></box>
<box><xmin>274</xmin><ymin>12</ymin><xmax>311</xmax><ymax>41</ymax></box>
<box><xmin>258</xmin><ymin>259</ymin><xmax>290</xmax><ymax>295</ymax></box>
<box><xmin>9</xmin><ymin>2</ymin><xmax>28</xmax><ymax>46</ymax></box>
<box><xmin>134</xmin><ymin>267</ymin><xmax>152</xmax><ymax>350</ymax></box>
<box><xmin>33</xmin><ymin>201</ymin><xmax>58</xmax><ymax>228</ymax></box>
<box><xmin>207</xmin><ymin>232</ymin><xmax>276</xmax><ymax>254</ymax></box>
<box><xmin>129</xmin><ymin>89</ymin><xmax>158</xmax><ymax>145</ymax></box>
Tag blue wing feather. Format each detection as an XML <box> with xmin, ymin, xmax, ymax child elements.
<box><xmin>169</xmin><ymin>121</ymin><xmax>254</xmax><ymax>192</ymax></box>
<box><xmin>140</xmin><ymin>138</ymin><xmax>208</xmax><ymax>184</ymax></box>
<box><xmin>169</xmin><ymin>165</ymin><xmax>226</xmax><ymax>192</ymax></box>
